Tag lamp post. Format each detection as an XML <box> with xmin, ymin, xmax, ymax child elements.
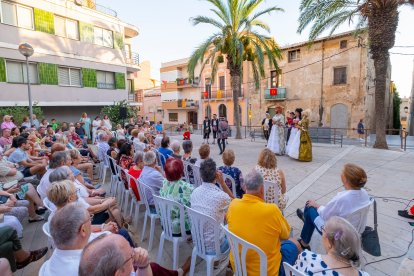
<box><xmin>18</xmin><ymin>43</ymin><xmax>34</xmax><ymax>127</ymax></box>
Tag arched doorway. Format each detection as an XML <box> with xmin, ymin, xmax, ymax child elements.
<box><xmin>218</xmin><ymin>104</ymin><xmax>227</xmax><ymax>118</ymax></box>
<box><xmin>330</xmin><ymin>103</ymin><xmax>348</xmax><ymax>135</ymax></box>
<box><xmin>205</xmin><ymin>105</ymin><xmax>211</xmax><ymax>119</ymax></box>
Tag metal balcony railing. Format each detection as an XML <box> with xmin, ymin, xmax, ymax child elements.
<box><xmin>264</xmin><ymin>87</ymin><xmax>287</xmax><ymax>100</ymax></box>
<box><xmin>70</xmin><ymin>0</ymin><xmax>118</xmax><ymax>17</ymax></box>
<box><xmin>124</xmin><ymin>51</ymin><xmax>140</xmax><ymax>66</ymax></box>
<box><xmin>97</xmin><ymin>82</ymin><xmax>115</xmax><ymax>89</ymax></box>
<box><xmin>201</xmin><ymin>88</ymin><xmax>244</xmax><ymax>100</ymax></box>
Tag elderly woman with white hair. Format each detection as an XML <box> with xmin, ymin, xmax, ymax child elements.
<box><xmin>133</xmin><ymin>132</ymin><xmax>147</xmax><ymax>152</ymax></box>
<box><xmin>288</xmin><ymin>108</ymin><xmax>312</xmax><ymax>161</ymax></box>
<box><xmin>294</xmin><ymin>216</ymin><xmax>369</xmax><ymax>276</ymax></box>
<box><xmin>170</xmin><ymin>140</ymin><xmax>182</xmax><ymax>159</ymax></box>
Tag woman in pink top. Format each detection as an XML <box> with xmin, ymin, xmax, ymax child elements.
<box><xmin>1</xmin><ymin>115</ymin><xmax>16</xmax><ymax>130</ymax></box>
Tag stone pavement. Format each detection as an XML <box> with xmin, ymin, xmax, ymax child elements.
<box><xmin>18</xmin><ymin>134</ymin><xmax>414</xmax><ymax>276</ymax></box>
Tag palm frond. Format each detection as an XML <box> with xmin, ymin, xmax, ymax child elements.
<box><xmin>188</xmin><ymin>33</ymin><xmax>222</xmax><ymax>78</ymax></box>
<box><xmin>191</xmin><ymin>15</ymin><xmax>224</xmax><ymax>29</ymax></box>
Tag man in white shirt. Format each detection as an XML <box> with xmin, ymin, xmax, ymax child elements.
<box><xmin>37</xmin><ymin>151</ymin><xmax>68</xmax><ymax>199</ymax></box>
<box><xmin>139</xmin><ymin>151</ymin><xmax>164</xmax><ymax>209</ymax></box>
<box><xmin>39</xmin><ymin>203</ymin><xmax>91</xmax><ymax>276</ymax></box>
<box><xmin>190</xmin><ymin>158</ymin><xmax>234</xmax><ymax>254</ymax></box>
<box><xmin>97</xmin><ymin>133</ymin><xmax>110</xmax><ymax>163</ymax></box>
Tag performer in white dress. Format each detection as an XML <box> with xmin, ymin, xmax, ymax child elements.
<box><xmin>267</xmin><ymin>106</ymin><xmax>286</xmax><ymax>155</ymax></box>
<box><xmin>286</xmin><ymin>108</ymin><xmax>302</xmax><ymax>155</ymax></box>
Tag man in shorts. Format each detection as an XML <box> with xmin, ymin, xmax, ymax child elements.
<box><xmin>8</xmin><ymin>137</ymin><xmax>47</xmax><ymax>178</ymax></box>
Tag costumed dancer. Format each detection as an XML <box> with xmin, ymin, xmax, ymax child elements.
<box><xmin>261</xmin><ymin>112</ymin><xmax>272</xmax><ymax>142</ymax></box>
<box><xmin>266</xmin><ymin>106</ymin><xmax>286</xmax><ymax>155</ymax></box>
<box><xmin>288</xmin><ymin>109</ymin><xmax>312</xmax><ymax>161</ymax></box>
<box><xmin>286</xmin><ymin>111</ymin><xmax>295</xmax><ymax>143</ymax></box>
<box><xmin>286</xmin><ymin>108</ymin><xmax>302</xmax><ymax>154</ymax></box>
<box><xmin>202</xmin><ymin>116</ymin><xmax>211</xmax><ymax>144</ymax></box>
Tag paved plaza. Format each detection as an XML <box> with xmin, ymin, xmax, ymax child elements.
<box><xmin>18</xmin><ymin>135</ymin><xmax>414</xmax><ymax>276</ymax></box>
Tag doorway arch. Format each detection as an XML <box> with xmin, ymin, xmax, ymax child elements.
<box><xmin>218</xmin><ymin>104</ymin><xmax>227</xmax><ymax>118</ymax></box>
<box><xmin>330</xmin><ymin>103</ymin><xmax>348</xmax><ymax>134</ymax></box>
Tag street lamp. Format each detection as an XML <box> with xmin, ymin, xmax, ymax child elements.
<box><xmin>18</xmin><ymin>43</ymin><xmax>34</xmax><ymax>127</ymax></box>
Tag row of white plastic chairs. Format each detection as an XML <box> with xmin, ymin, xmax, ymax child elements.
<box><xmin>100</xmin><ymin>153</ymin><xmax>305</xmax><ymax>275</ymax></box>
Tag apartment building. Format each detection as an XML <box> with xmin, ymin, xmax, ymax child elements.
<box><xmin>0</xmin><ymin>0</ymin><xmax>140</xmax><ymax>121</ymax></box>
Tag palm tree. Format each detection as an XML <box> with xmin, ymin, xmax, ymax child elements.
<box><xmin>188</xmin><ymin>0</ymin><xmax>283</xmax><ymax>139</ymax></box>
<box><xmin>298</xmin><ymin>0</ymin><xmax>414</xmax><ymax>149</ymax></box>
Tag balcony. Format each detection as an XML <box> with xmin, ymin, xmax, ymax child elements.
<box><xmin>201</xmin><ymin>89</ymin><xmax>244</xmax><ymax>100</ymax></box>
<box><xmin>69</xmin><ymin>0</ymin><xmax>117</xmax><ymax>17</ymax></box>
<box><xmin>162</xmin><ymin>100</ymin><xmax>199</xmax><ymax>110</ymax></box>
<box><xmin>264</xmin><ymin>87</ymin><xmax>287</xmax><ymax>100</ymax></box>
<box><xmin>125</xmin><ymin>51</ymin><xmax>140</xmax><ymax>72</ymax></box>
<box><xmin>176</xmin><ymin>78</ymin><xmax>198</xmax><ymax>88</ymax></box>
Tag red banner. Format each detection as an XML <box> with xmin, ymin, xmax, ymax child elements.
<box><xmin>204</xmin><ymin>91</ymin><xmax>208</xmax><ymax>98</ymax></box>
<box><xmin>270</xmin><ymin>88</ymin><xmax>278</xmax><ymax>96</ymax></box>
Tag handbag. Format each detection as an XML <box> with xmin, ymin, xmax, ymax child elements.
<box><xmin>361</xmin><ymin>199</ymin><xmax>381</xmax><ymax>256</ymax></box>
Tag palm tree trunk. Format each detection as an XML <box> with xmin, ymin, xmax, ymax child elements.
<box><xmin>372</xmin><ymin>53</ymin><xmax>389</xmax><ymax>149</ymax></box>
<box><xmin>231</xmin><ymin>74</ymin><xmax>242</xmax><ymax>139</ymax></box>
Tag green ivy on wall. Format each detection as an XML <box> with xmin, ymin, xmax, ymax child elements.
<box><xmin>34</xmin><ymin>9</ymin><xmax>55</xmax><ymax>34</ymax></box>
<box><xmin>82</xmin><ymin>68</ymin><xmax>97</xmax><ymax>87</ymax></box>
<box><xmin>38</xmin><ymin>63</ymin><xmax>58</xmax><ymax>85</ymax></box>
<box><xmin>114</xmin><ymin>32</ymin><xmax>124</xmax><ymax>49</ymax></box>
<box><xmin>115</xmin><ymin>73</ymin><xmax>126</xmax><ymax>89</ymax></box>
<box><xmin>0</xmin><ymin>58</ymin><xmax>6</xmax><ymax>82</ymax></box>
<box><xmin>79</xmin><ymin>22</ymin><xmax>95</xmax><ymax>44</ymax></box>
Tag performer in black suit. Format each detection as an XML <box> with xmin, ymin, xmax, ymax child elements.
<box><xmin>203</xmin><ymin>116</ymin><xmax>211</xmax><ymax>144</ymax></box>
<box><xmin>211</xmin><ymin>114</ymin><xmax>219</xmax><ymax>144</ymax></box>
<box><xmin>261</xmin><ymin>112</ymin><xmax>273</xmax><ymax>141</ymax></box>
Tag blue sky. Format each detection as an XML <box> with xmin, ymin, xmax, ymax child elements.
<box><xmin>100</xmin><ymin>0</ymin><xmax>414</xmax><ymax>97</ymax></box>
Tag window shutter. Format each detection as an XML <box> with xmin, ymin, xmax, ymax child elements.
<box><xmin>54</xmin><ymin>16</ymin><xmax>66</xmax><ymax>37</ymax></box>
<box><xmin>2</xmin><ymin>2</ymin><xmax>17</xmax><ymax>26</ymax></box>
<box><xmin>96</xmin><ymin>71</ymin><xmax>105</xmax><ymax>83</ymax></box>
<box><xmin>17</xmin><ymin>6</ymin><xmax>33</xmax><ymax>29</ymax></box>
<box><xmin>6</xmin><ymin>61</ymin><xmax>23</xmax><ymax>83</ymax></box>
<box><xmin>66</xmin><ymin>19</ymin><xmax>79</xmax><ymax>40</ymax></box>
<box><xmin>70</xmin><ymin>68</ymin><xmax>81</xmax><ymax>86</ymax></box>
<box><xmin>106</xmin><ymin>72</ymin><xmax>115</xmax><ymax>88</ymax></box>
<box><xmin>28</xmin><ymin>63</ymin><xmax>38</xmax><ymax>84</ymax></box>
<box><xmin>58</xmin><ymin>67</ymin><xmax>70</xmax><ymax>85</ymax></box>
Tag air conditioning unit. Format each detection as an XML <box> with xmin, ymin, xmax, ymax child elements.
<box><xmin>74</xmin><ymin>0</ymin><xmax>83</xmax><ymax>6</ymax></box>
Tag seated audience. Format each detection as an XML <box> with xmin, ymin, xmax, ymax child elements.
<box><xmin>218</xmin><ymin>149</ymin><xmax>244</xmax><ymax>198</ymax></box>
<box><xmin>117</xmin><ymin>143</ymin><xmax>134</xmax><ymax>170</ymax></box>
<box><xmin>194</xmin><ymin>144</ymin><xmax>210</xmax><ymax>166</ymax></box>
<box><xmin>0</xmin><ymin>128</ymin><xmax>12</xmax><ymax>148</ymax></box>
<box><xmin>160</xmin><ymin>158</ymin><xmax>194</xmax><ymax>235</ymax></box>
<box><xmin>190</xmin><ymin>158</ymin><xmax>234</xmax><ymax>254</ymax></box>
<box><xmin>8</xmin><ymin>137</ymin><xmax>47</xmax><ymax>178</ymax></box>
<box><xmin>294</xmin><ymin>216</ymin><xmax>369</xmax><ymax>276</ymax></box>
<box><xmin>38</xmin><ymin>151</ymin><xmax>68</xmax><ymax>199</ymax></box>
<box><xmin>296</xmin><ymin>163</ymin><xmax>371</xmax><ymax>250</ymax></box>
<box><xmin>79</xmin><ymin>234</ymin><xmax>190</xmax><ymax>276</ymax></box>
<box><xmin>139</xmin><ymin>151</ymin><xmax>164</xmax><ymax>212</ymax></box>
<box><xmin>182</xmin><ymin>140</ymin><xmax>197</xmax><ymax>184</ymax></box>
<box><xmin>170</xmin><ymin>140</ymin><xmax>182</xmax><ymax>159</ymax></box>
<box><xmin>106</xmin><ymin>137</ymin><xmax>118</xmax><ymax>159</ymax></box>
<box><xmin>97</xmin><ymin>133</ymin><xmax>110</xmax><ymax>162</ymax></box>
<box><xmin>0</xmin><ymin>226</ymin><xmax>47</xmax><ymax>271</ymax></box>
<box><xmin>133</xmin><ymin>131</ymin><xmax>147</xmax><ymax>152</ymax></box>
<box><xmin>69</xmin><ymin>149</ymin><xmax>95</xmax><ymax>186</ymax></box>
<box><xmin>227</xmin><ymin>170</ymin><xmax>300</xmax><ymax>275</ymax></box>
<box><xmin>255</xmin><ymin>148</ymin><xmax>288</xmax><ymax>210</ymax></box>
<box><xmin>1</xmin><ymin>116</ymin><xmax>16</xmax><ymax>130</ymax></box>
<box><xmin>128</xmin><ymin>151</ymin><xmax>144</xmax><ymax>200</ymax></box>
<box><xmin>158</xmin><ymin>136</ymin><xmax>173</xmax><ymax>166</ymax></box>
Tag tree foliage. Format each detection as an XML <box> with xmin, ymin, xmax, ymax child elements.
<box><xmin>0</xmin><ymin>106</ymin><xmax>43</xmax><ymax>125</ymax></box>
<box><xmin>188</xmin><ymin>0</ymin><xmax>283</xmax><ymax>139</ymax></box>
<box><xmin>298</xmin><ymin>0</ymin><xmax>414</xmax><ymax>149</ymax></box>
<box><xmin>100</xmin><ymin>100</ymin><xmax>138</xmax><ymax>129</ymax></box>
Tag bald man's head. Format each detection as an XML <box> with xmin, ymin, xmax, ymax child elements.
<box><xmin>79</xmin><ymin>235</ymin><xmax>132</xmax><ymax>276</ymax></box>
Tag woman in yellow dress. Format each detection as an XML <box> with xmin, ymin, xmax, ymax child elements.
<box><xmin>288</xmin><ymin>109</ymin><xmax>312</xmax><ymax>161</ymax></box>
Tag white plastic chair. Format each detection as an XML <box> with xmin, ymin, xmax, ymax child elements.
<box><xmin>42</xmin><ymin>221</ymin><xmax>54</xmax><ymax>249</ymax></box>
<box><xmin>115</xmin><ymin>164</ymin><xmax>130</xmax><ymax>212</ymax></box>
<box><xmin>309</xmin><ymin>197</ymin><xmax>375</xmax><ymax>253</ymax></box>
<box><xmin>186</xmin><ymin>207</ymin><xmax>230</xmax><ymax>276</ymax></box>
<box><xmin>107</xmin><ymin>157</ymin><xmax>120</xmax><ymax>197</ymax></box>
<box><xmin>154</xmin><ymin>195</ymin><xmax>189</xmax><ymax>270</ymax></box>
<box><xmin>222</xmin><ymin>225</ymin><xmax>267</xmax><ymax>276</ymax></box>
<box><xmin>283</xmin><ymin>262</ymin><xmax>306</xmax><ymax>276</ymax></box>
<box><xmin>43</xmin><ymin>197</ymin><xmax>56</xmax><ymax>212</ymax></box>
<box><xmin>188</xmin><ymin>163</ymin><xmax>202</xmax><ymax>188</ymax></box>
<box><xmin>263</xmin><ymin>180</ymin><xmax>281</xmax><ymax>205</ymax></box>
<box><xmin>126</xmin><ymin>174</ymin><xmax>145</xmax><ymax>229</ymax></box>
<box><xmin>137</xmin><ymin>180</ymin><xmax>160</xmax><ymax>251</ymax></box>
<box><xmin>222</xmin><ymin>173</ymin><xmax>237</xmax><ymax>198</ymax></box>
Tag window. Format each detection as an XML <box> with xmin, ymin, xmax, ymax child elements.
<box><xmin>169</xmin><ymin>113</ymin><xmax>178</xmax><ymax>122</ymax></box>
<box><xmin>270</xmin><ymin>70</ymin><xmax>278</xmax><ymax>88</ymax></box>
<box><xmin>333</xmin><ymin>67</ymin><xmax>347</xmax><ymax>85</ymax></box>
<box><xmin>97</xmin><ymin>71</ymin><xmax>115</xmax><ymax>89</ymax></box>
<box><xmin>340</xmin><ymin>40</ymin><xmax>348</xmax><ymax>49</ymax></box>
<box><xmin>54</xmin><ymin>15</ymin><xmax>79</xmax><ymax>40</ymax></box>
<box><xmin>58</xmin><ymin>67</ymin><xmax>81</xmax><ymax>86</ymax></box>
<box><xmin>94</xmin><ymin>27</ymin><xmax>113</xmax><ymax>48</ymax></box>
<box><xmin>1</xmin><ymin>1</ymin><xmax>33</xmax><ymax>29</ymax></box>
<box><xmin>219</xmin><ymin>76</ymin><xmax>225</xmax><ymax>90</ymax></box>
<box><xmin>6</xmin><ymin>60</ymin><xmax>38</xmax><ymax>84</ymax></box>
<box><xmin>288</xmin><ymin>49</ymin><xmax>300</xmax><ymax>62</ymax></box>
